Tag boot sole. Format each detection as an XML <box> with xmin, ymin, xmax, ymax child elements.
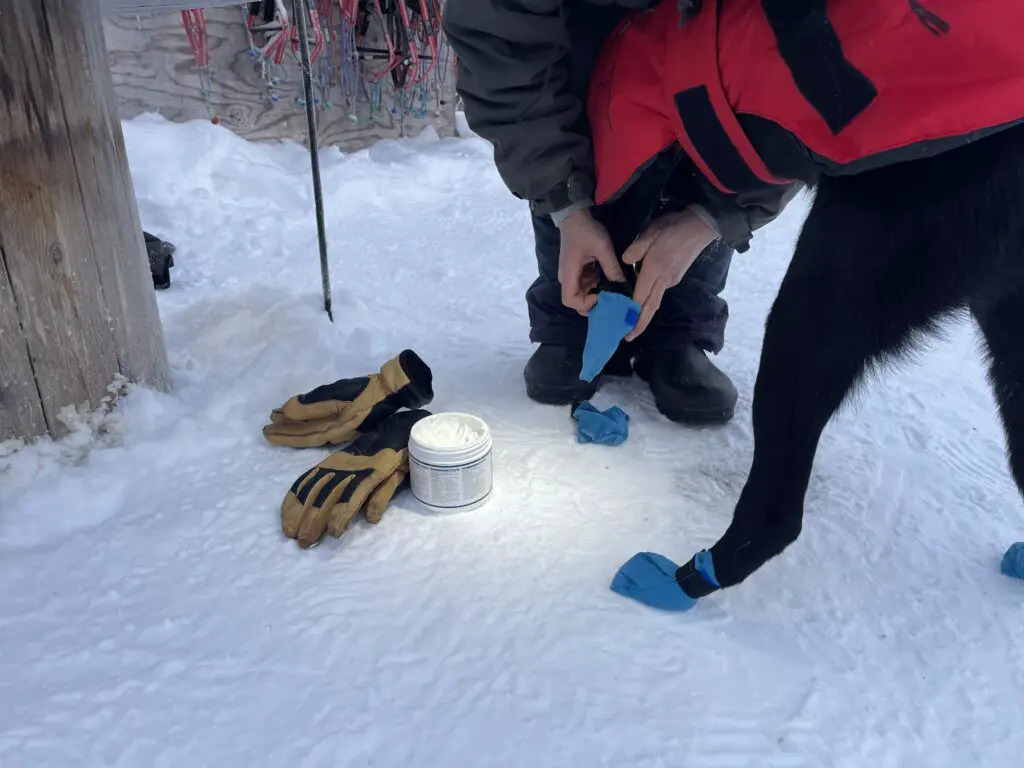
<box><xmin>523</xmin><ymin>354</ymin><xmax>631</xmax><ymax>406</ymax></box>
<box><xmin>657</xmin><ymin>404</ymin><xmax>736</xmax><ymax>425</ymax></box>
<box><xmin>525</xmin><ymin>379</ymin><xmax>598</xmax><ymax>406</ymax></box>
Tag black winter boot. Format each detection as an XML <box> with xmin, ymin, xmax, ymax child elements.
<box><xmin>634</xmin><ymin>343</ymin><xmax>737</xmax><ymax>424</ymax></box>
<box><xmin>144</xmin><ymin>231</ymin><xmax>175</xmax><ymax>290</ymax></box>
<box><xmin>524</xmin><ymin>343</ymin><xmax>633</xmax><ymax>405</ymax></box>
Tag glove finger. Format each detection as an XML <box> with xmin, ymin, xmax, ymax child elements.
<box><xmin>281</xmin><ymin>468</ymin><xmax>325</xmax><ymax>540</ymax></box>
<box><xmin>327</xmin><ymin>472</ymin><xmax>390</xmax><ymax>538</ymax></box>
<box><xmin>268</xmin><ymin>408</ymin><xmax>292</xmax><ymax>424</ymax></box>
<box><xmin>278</xmin><ymin>373</ymin><xmax>375</xmax><ymax>422</ymax></box>
<box><xmin>279</xmin><ymin>396</ymin><xmax>347</xmax><ymax>422</ymax></box>
<box><xmin>296</xmin><ymin>474</ymin><xmax>355</xmax><ymax>548</ymax></box>
<box><xmin>364</xmin><ymin>467</ymin><xmax>408</xmax><ymax>524</ymax></box>
<box><xmin>263</xmin><ymin>415</ymin><xmax>362</xmax><ymax>448</ymax></box>
<box><xmin>280</xmin><ymin>492</ymin><xmax>305</xmax><ymax>539</ymax></box>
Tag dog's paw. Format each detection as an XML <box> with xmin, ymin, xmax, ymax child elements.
<box><xmin>610</xmin><ymin>552</ymin><xmax>699</xmax><ymax>611</ymax></box>
<box><xmin>1001</xmin><ymin>542</ymin><xmax>1024</xmax><ymax>580</ymax></box>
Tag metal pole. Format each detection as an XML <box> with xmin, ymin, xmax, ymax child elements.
<box><xmin>292</xmin><ymin>0</ymin><xmax>333</xmax><ymax>322</ymax></box>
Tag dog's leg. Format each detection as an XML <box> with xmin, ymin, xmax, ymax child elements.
<box><xmin>613</xmin><ymin>173</ymin><xmax>969</xmax><ymax>610</ymax></box>
<box><xmin>972</xmin><ymin>287</ymin><xmax>1024</xmax><ymax>500</ymax></box>
<box><xmin>610</xmin><ymin>126</ymin><xmax>1024</xmax><ymax>611</ymax></box>
<box><xmin>701</xmin><ymin>177</ymin><xmax>974</xmax><ymax>593</ymax></box>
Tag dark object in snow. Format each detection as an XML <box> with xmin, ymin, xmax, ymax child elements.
<box><xmin>571</xmin><ymin>400</ymin><xmax>630</xmax><ymax>446</ymax></box>
<box><xmin>144</xmin><ymin>231</ymin><xmax>175</xmax><ymax>290</ymax></box>
<box><xmin>580</xmin><ymin>291</ymin><xmax>640</xmax><ymax>383</ymax></box>
<box><xmin>1002</xmin><ymin>543</ymin><xmax>1024</xmax><ymax>580</ymax></box>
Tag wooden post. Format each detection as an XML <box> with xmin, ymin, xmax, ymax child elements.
<box><xmin>0</xmin><ymin>0</ymin><xmax>172</xmax><ymax>441</ymax></box>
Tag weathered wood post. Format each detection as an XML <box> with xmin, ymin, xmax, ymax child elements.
<box><xmin>0</xmin><ymin>0</ymin><xmax>171</xmax><ymax>441</ymax></box>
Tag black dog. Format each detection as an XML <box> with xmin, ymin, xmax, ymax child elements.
<box><xmin>702</xmin><ymin>123</ymin><xmax>1024</xmax><ymax>592</ymax></box>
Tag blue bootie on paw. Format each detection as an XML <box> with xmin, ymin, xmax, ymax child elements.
<box><xmin>610</xmin><ymin>550</ymin><xmax>719</xmax><ymax>611</ymax></box>
<box><xmin>1001</xmin><ymin>542</ymin><xmax>1024</xmax><ymax>580</ymax></box>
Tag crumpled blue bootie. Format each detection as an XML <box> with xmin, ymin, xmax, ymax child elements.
<box><xmin>571</xmin><ymin>401</ymin><xmax>630</xmax><ymax>446</ymax></box>
<box><xmin>1002</xmin><ymin>542</ymin><xmax>1024</xmax><ymax>580</ymax></box>
<box><xmin>580</xmin><ymin>292</ymin><xmax>641</xmax><ymax>382</ymax></box>
<box><xmin>610</xmin><ymin>550</ymin><xmax>719</xmax><ymax>611</ymax></box>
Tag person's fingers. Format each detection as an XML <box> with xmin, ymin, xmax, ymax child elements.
<box><xmin>556</xmin><ymin>245</ymin><xmax>574</xmax><ymax>286</ymax></box>
<box><xmin>624</xmin><ymin>263</ymin><xmax>659</xmax><ymax>342</ymax></box>
<box><xmin>558</xmin><ymin>243</ymin><xmax>589</xmax><ymax>312</ymax></box>
<box><xmin>590</xmin><ymin>227</ymin><xmax>626</xmax><ymax>282</ymax></box>
<box><xmin>561</xmin><ymin>269</ymin><xmax>593</xmax><ymax>314</ymax></box>
<box><xmin>626</xmin><ymin>275</ymin><xmax>669</xmax><ymax>342</ymax></box>
<box><xmin>562</xmin><ymin>285</ymin><xmax>588</xmax><ymax>314</ymax></box>
<box><xmin>585</xmin><ymin>219</ymin><xmax>622</xmax><ymax>282</ymax></box>
<box><xmin>630</xmin><ymin>254</ymin><xmax>660</xmax><ymax>312</ymax></box>
<box><xmin>560</xmin><ymin>220</ymin><xmax>628</xmax><ymax>313</ymax></box>
<box><xmin>569</xmin><ymin>268</ymin><xmax>600</xmax><ymax>316</ymax></box>
<box><xmin>623</xmin><ymin>223</ymin><xmax>661</xmax><ymax>266</ymax></box>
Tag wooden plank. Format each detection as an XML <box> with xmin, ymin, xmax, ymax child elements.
<box><xmin>0</xmin><ymin>153</ymin><xmax>120</xmax><ymax>439</ymax></box>
<box><xmin>0</xmin><ymin>244</ymin><xmax>48</xmax><ymax>441</ymax></box>
<box><xmin>64</xmin><ymin>0</ymin><xmax>174</xmax><ymax>388</ymax></box>
<box><xmin>0</xmin><ymin>4</ymin><xmax>121</xmax><ymax>437</ymax></box>
<box><xmin>102</xmin><ymin>7</ymin><xmax>458</xmax><ymax>150</ymax></box>
<box><xmin>0</xmin><ymin>0</ymin><xmax>171</xmax><ymax>440</ymax></box>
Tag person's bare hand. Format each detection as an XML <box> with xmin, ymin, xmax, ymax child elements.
<box><xmin>557</xmin><ymin>209</ymin><xmax>625</xmax><ymax>315</ymax></box>
<box><xmin>622</xmin><ymin>208</ymin><xmax>718</xmax><ymax>341</ymax></box>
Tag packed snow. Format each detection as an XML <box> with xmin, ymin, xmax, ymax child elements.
<box><xmin>2</xmin><ymin>113</ymin><xmax>1023</xmax><ymax>767</ymax></box>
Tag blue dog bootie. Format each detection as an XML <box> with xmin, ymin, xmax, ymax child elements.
<box><xmin>580</xmin><ymin>292</ymin><xmax>641</xmax><ymax>382</ymax></box>
<box><xmin>610</xmin><ymin>550</ymin><xmax>720</xmax><ymax>612</ymax></box>
<box><xmin>1001</xmin><ymin>542</ymin><xmax>1024</xmax><ymax>580</ymax></box>
<box><xmin>571</xmin><ymin>401</ymin><xmax>630</xmax><ymax>446</ymax></box>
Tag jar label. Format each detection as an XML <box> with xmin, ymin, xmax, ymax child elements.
<box><xmin>410</xmin><ymin>452</ymin><xmax>493</xmax><ymax>509</ymax></box>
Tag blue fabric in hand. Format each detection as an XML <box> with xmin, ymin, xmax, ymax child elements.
<box><xmin>572</xmin><ymin>401</ymin><xmax>630</xmax><ymax>446</ymax></box>
<box><xmin>580</xmin><ymin>292</ymin><xmax>641</xmax><ymax>382</ymax></box>
<box><xmin>610</xmin><ymin>551</ymin><xmax>719</xmax><ymax>611</ymax></box>
<box><xmin>1002</xmin><ymin>542</ymin><xmax>1024</xmax><ymax>580</ymax></box>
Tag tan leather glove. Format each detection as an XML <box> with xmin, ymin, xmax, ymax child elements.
<box><xmin>281</xmin><ymin>409</ymin><xmax>429</xmax><ymax>547</ymax></box>
<box><xmin>363</xmin><ymin>462</ymin><xmax>410</xmax><ymax>524</ymax></box>
<box><xmin>263</xmin><ymin>349</ymin><xmax>433</xmax><ymax>448</ymax></box>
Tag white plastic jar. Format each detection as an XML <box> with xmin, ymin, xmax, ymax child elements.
<box><xmin>408</xmin><ymin>412</ymin><xmax>493</xmax><ymax>513</ymax></box>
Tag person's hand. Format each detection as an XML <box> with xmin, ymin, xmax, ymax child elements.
<box><xmin>623</xmin><ymin>208</ymin><xmax>718</xmax><ymax>341</ymax></box>
<box><xmin>557</xmin><ymin>208</ymin><xmax>626</xmax><ymax>315</ymax></box>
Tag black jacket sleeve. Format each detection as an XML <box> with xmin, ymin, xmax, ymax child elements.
<box><xmin>656</xmin><ymin>152</ymin><xmax>804</xmax><ymax>253</ymax></box>
<box><xmin>442</xmin><ymin>0</ymin><xmax>596</xmax><ymax>218</ymax></box>
<box><xmin>691</xmin><ymin>180</ymin><xmax>804</xmax><ymax>253</ymax></box>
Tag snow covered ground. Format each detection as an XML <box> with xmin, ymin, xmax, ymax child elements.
<box><xmin>2</xmin><ymin>114</ymin><xmax>1023</xmax><ymax>767</ymax></box>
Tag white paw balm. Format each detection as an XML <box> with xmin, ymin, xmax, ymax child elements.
<box><xmin>408</xmin><ymin>412</ymin><xmax>493</xmax><ymax>513</ymax></box>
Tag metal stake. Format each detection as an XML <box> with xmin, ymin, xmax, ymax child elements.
<box><xmin>292</xmin><ymin>0</ymin><xmax>333</xmax><ymax>321</ymax></box>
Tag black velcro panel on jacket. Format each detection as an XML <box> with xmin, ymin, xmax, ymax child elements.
<box><xmin>760</xmin><ymin>0</ymin><xmax>877</xmax><ymax>135</ymax></box>
<box><xmin>673</xmin><ymin>86</ymin><xmax>777</xmax><ymax>194</ymax></box>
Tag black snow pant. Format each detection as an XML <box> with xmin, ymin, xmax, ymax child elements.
<box><xmin>526</xmin><ymin>4</ymin><xmax>734</xmax><ymax>354</ymax></box>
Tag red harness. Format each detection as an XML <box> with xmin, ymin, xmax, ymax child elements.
<box><xmin>588</xmin><ymin>0</ymin><xmax>1024</xmax><ymax>203</ymax></box>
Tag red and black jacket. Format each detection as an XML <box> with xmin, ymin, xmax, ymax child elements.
<box><xmin>587</xmin><ymin>0</ymin><xmax>1024</xmax><ymax>251</ymax></box>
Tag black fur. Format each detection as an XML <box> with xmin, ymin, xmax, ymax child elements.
<box><xmin>703</xmin><ymin>123</ymin><xmax>1024</xmax><ymax>591</ymax></box>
